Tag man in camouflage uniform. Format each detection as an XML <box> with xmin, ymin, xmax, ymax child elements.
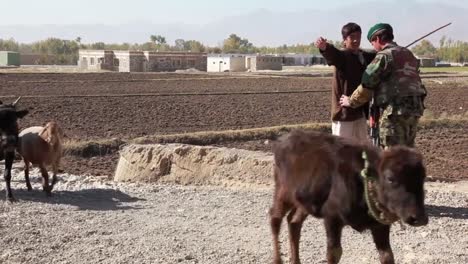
<box><xmin>340</xmin><ymin>23</ymin><xmax>426</xmax><ymax>148</ymax></box>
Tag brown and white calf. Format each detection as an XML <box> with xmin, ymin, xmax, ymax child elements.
<box><xmin>270</xmin><ymin>130</ymin><xmax>428</xmax><ymax>264</ymax></box>
<box><xmin>17</xmin><ymin>121</ymin><xmax>64</xmax><ymax>195</ymax></box>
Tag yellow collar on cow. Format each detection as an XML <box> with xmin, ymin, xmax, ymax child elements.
<box><xmin>361</xmin><ymin>151</ymin><xmax>399</xmax><ymax>225</ymax></box>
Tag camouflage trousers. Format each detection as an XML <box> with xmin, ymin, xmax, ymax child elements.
<box><xmin>379</xmin><ymin>114</ymin><xmax>420</xmax><ymax>149</ymax></box>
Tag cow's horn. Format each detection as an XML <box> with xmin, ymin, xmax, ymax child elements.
<box><xmin>12</xmin><ymin>96</ymin><xmax>21</xmax><ymax>106</ymax></box>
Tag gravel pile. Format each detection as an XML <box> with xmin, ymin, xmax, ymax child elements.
<box><xmin>1</xmin><ymin>168</ymin><xmax>467</xmax><ymax>264</ymax></box>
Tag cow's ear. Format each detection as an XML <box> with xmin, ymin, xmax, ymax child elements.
<box><xmin>16</xmin><ymin>110</ymin><xmax>29</xmax><ymax>119</ymax></box>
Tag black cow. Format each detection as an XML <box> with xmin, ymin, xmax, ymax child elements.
<box><xmin>270</xmin><ymin>130</ymin><xmax>428</xmax><ymax>264</ymax></box>
<box><xmin>0</xmin><ymin>97</ymin><xmax>29</xmax><ymax>201</ymax></box>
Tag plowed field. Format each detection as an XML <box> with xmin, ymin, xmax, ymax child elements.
<box><xmin>1</xmin><ymin>71</ymin><xmax>467</xmax><ymax>181</ymax></box>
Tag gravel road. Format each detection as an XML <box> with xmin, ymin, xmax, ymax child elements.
<box><xmin>1</xmin><ymin>167</ymin><xmax>467</xmax><ymax>264</ymax></box>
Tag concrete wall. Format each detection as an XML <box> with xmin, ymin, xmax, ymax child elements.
<box><xmin>418</xmin><ymin>58</ymin><xmax>436</xmax><ymax>67</ymax></box>
<box><xmin>78</xmin><ymin>50</ymin><xmax>114</xmax><ymax>71</ymax></box>
<box><xmin>113</xmin><ymin>51</ymin><xmax>146</xmax><ymax>72</ymax></box>
<box><xmin>145</xmin><ymin>52</ymin><xmax>206</xmax><ymax>72</ymax></box>
<box><xmin>246</xmin><ymin>55</ymin><xmax>282</xmax><ymax>71</ymax></box>
<box><xmin>207</xmin><ymin>55</ymin><xmax>245</xmax><ymax>72</ymax></box>
<box><xmin>282</xmin><ymin>54</ymin><xmax>325</xmax><ymax>66</ymax></box>
<box><xmin>229</xmin><ymin>56</ymin><xmax>246</xmax><ymax>71</ymax></box>
<box><xmin>207</xmin><ymin>57</ymin><xmax>229</xmax><ymax>72</ymax></box>
<box><xmin>311</xmin><ymin>55</ymin><xmax>326</xmax><ymax>65</ymax></box>
<box><xmin>283</xmin><ymin>54</ymin><xmax>312</xmax><ymax>65</ymax></box>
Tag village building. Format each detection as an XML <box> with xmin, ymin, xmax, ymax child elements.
<box><xmin>417</xmin><ymin>56</ymin><xmax>436</xmax><ymax>67</ymax></box>
<box><xmin>0</xmin><ymin>51</ymin><xmax>20</xmax><ymax>66</ymax></box>
<box><xmin>245</xmin><ymin>55</ymin><xmax>282</xmax><ymax>71</ymax></box>
<box><xmin>207</xmin><ymin>54</ymin><xmax>246</xmax><ymax>72</ymax></box>
<box><xmin>78</xmin><ymin>50</ymin><xmax>207</xmax><ymax>72</ymax></box>
<box><xmin>282</xmin><ymin>54</ymin><xmax>326</xmax><ymax>66</ymax></box>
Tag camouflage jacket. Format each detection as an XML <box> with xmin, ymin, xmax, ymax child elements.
<box><xmin>349</xmin><ymin>42</ymin><xmax>427</xmax><ymax>116</ymax></box>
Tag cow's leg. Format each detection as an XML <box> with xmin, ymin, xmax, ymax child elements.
<box><xmin>39</xmin><ymin>165</ymin><xmax>52</xmax><ymax>196</ymax></box>
<box><xmin>4</xmin><ymin>152</ymin><xmax>15</xmax><ymax>201</ymax></box>
<box><xmin>50</xmin><ymin>161</ymin><xmax>59</xmax><ymax>190</ymax></box>
<box><xmin>324</xmin><ymin>217</ymin><xmax>344</xmax><ymax>264</ymax></box>
<box><xmin>371</xmin><ymin>225</ymin><xmax>394</xmax><ymax>264</ymax></box>
<box><xmin>286</xmin><ymin>208</ymin><xmax>308</xmax><ymax>264</ymax></box>
<box><xmin>270</xmin><ymin>190</ymin><xmax>291</xmax><ymax>264</ymax></box>
<box><xmin>24</xmin><ymin>160</ymin><xmax>32</xmax><ymax>191</ymax></box>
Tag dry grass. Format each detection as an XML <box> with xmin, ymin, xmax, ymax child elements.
<box><xmin>62</xmin><ymin>123</ymin><xmax>330</xmax><ymax>157</ymax></box>
<box><xmin>419</xmin><ymin>118</ymin><xmax>468</xmax><ymax>129</ymax></box>
<box><xmin>131</xmin><ymin>123</ymin><xmax>330</xmax><ymax>145</ymax></box>
<box><xmin>420</xmin><ymin>110</ymin><xmax>468</xmax><ymax>128</ymax></box>
<box><xmin>420</xmin><ymin>66</ymin><xmax>468</xmax><ymax>73</ymax></box>
<box><xmin>63</xmin><ymin>118</ymin><xmax>468</xmax><ymax>158</ymax></box>
<box><xmin>0</xmin><ymin>65</ymin><xmax>100</xmax><ymax>73</ymax></box>
<box><xmin>63</xmin><ymin>138</ymin><xmax>124</xmax><ymax>157</ymax></box>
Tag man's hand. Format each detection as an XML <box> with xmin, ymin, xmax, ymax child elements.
<box><xmin>340</xmin><ymin>95</ymin><xmax>351</xmax><ymax>107</ymax></box>
<box><xmin>315</xmin><ymin>37</ymin><xmax>328</xmax><ymax>51</ymax></box>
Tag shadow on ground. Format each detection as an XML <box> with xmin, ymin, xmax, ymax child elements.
<box><xmin>426</xmin><ymin>204</ymin><xmax>468</xmax><ymax>220</ymax></box>
<box><xmin>1</xmin><ymin>188</ymin><xmax>145</xmax><ymax>211</ymax></box>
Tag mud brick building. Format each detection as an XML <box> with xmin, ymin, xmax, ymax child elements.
<box><xmin>282</xmin><ymin>54</ymin><xmax>326</xmax><ymax>66</ymax></box>
<box><xmin>245</xmin><ymin>55</ymin><xmax>283</xmax><ymax>71</ymax></box>
<box><xmin>78</xmin><ymin>50</ymin><xmax>207</xmax><ymax>72</ymax></box>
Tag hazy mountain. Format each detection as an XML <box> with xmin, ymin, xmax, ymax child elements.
<box><xmin>0</xmin><ymin>2</ymin><xmax>465</xmax><ymax>47</ymax></box>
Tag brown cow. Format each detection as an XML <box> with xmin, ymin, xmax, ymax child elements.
<box><xmin>18</xmin><ymin>121</ymin><xmax>64</xmax><ymax>195</ymax></box>
<box><xmin>270</xmin><ymin>130</ymin><xmax>428</xmax><ymax>264</ymax></box>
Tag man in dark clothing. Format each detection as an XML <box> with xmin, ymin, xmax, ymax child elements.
<box><xmin>315</xmin><ymin>22</ymin><xmax>376</xmax><ymax>143</ymax></box>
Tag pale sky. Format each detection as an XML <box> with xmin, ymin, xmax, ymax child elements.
<box><xmin>1</xmin><ymin>0</ymin><xmax>466</xmax><ymax>25</ymax></box>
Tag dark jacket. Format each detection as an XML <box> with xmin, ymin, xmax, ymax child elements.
<box><xmin>320</xmin><ymin>44</ymin><xmax>376</xmax><ymax>121</ymax></box>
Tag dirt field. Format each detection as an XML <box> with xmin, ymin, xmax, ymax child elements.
<box><xmin>1</xmin><ymin>70</ymin><xmax>467</xmax><ymax>264</ymax></box>
<box><xmin>0</xmin><ymin>71</ymin><xmax>467</xmax><ymax>181</ymax></box>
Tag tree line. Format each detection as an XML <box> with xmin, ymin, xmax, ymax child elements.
<box><xmin>0</xmin><ymin>34</ymin><xmax>466</xmax><ymax>65</ymax></box>
<box><xmin>411</xmin><ymin>38</ymin><xmax>468</xmax><ymax>63</ymax></box>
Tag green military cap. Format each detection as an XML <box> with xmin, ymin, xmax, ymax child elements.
<box><xmin>367</xmin><ymin>23</ymin><xmax>393</xmax><ymax>41</ymax></box>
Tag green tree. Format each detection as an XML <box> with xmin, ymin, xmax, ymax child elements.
<box><xmin>411</xmin><ymin>40</ymin><xmax>437</xmax><ymax>57</ymax></box>
<box><xmin>18</xmin><ymin>43</ymin><xmax>34</xmax><ymax>54</ymax></box>
<box><xmin>174</xmin><ymin>39</ymin><xmax>185</xmax><ymax>51</ymax></box>
<box><xmin>90</xmin><ymin>42</ymin><xmax>106</xmax><ymax>50</ymax></box>
<box><xmin>30</xmin><ymin>38</ymin><xmax>81</xmax><ymax>64</ymax></box>
<box><xmin>0</xmin><ymin>38</ymin><xmax>20</xmax><ymax>51</ymax></box>
<box><xmin>140</xmin><ymin>42</ymin><xmax>158</xmax><ymax>51</ymax></box>
<box><xmin>207</xmin><ymin>46</ymin><xmax>222</xmax><ymax>54</ymax></box>
<box><xmin>184</xmin><ymin>40</ymin><xmax>206</xmax><ymax>52</ymax></box>
<box><xmin>150</xmin><ymin>35</ymin><xmax>166</xmax><ymax>45</ymax></box>
<box><xmin>222</xmin><ymin>34</ymin><xmax>256</xmax><ymax>53</ymax></box>
<box><xmin>256</xmin><ymin>43</ymin><xmax>319</xmax><ymax>55</ymax></box>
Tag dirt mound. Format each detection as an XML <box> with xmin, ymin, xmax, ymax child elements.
<box><xmin>114</xmin><ymin>144</ymin><xmax>273</xmax><ymax>187</ymax></box>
